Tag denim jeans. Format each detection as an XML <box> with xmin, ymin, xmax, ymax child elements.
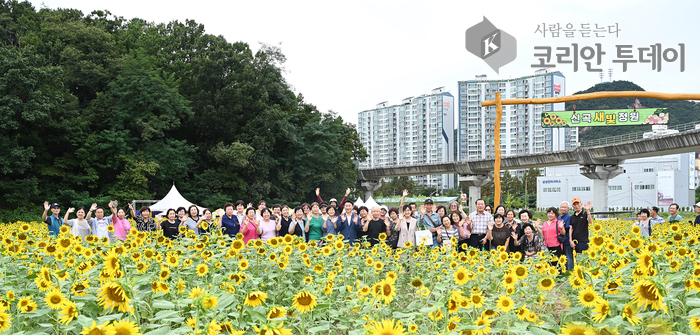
<box><xmin>563</xmin><ymin>243</ymin><xmax>574</xmax><ymax>271</ymax></box>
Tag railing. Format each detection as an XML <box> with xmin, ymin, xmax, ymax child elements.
<box><xmin>579</xmin><ymin>120</ymin><xmax>700</xmax><ymax>148</ymax></box>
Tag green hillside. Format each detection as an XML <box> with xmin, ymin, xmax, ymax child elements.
<box><xmin>564</xmin><ymin>81</ymin><xmax>700</xmax><ymax>142</ymax></box>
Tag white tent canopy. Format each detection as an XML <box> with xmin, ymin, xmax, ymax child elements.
<box><xmin>149</xmin><ymin>184</ymin><xmax>205</xmax><ymax>214</ymax></box>
<box><xmin>364</xmin><ymin>196</ymin><xmax>379</xmax><ymax>210</ymax></box>
<box><xmin>354</xmin><ymin>197</ymin><xmax>365</xmax><ymax>207</ymax></box>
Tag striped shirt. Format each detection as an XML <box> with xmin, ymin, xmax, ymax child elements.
<box><xmin>469</xmin><ymin>211</ymin><xmax>493</xmax><ymax>235</ymax></box>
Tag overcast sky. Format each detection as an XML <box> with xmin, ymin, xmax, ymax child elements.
<box><xmin>31</xmin><ymin>0</ymin><xmax>700</xmax><ymax>126</ymax></box>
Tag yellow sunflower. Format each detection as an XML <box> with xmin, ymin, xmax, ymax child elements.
<box><xmin>0</xmin><ymin>309</ymin><xmax>10</xmax><ymax>332</ymax></box>
<box><xmin>244</xmin><ymin>291</ymin><xmax>268</xmax><ymax>307</ymax></box>
<box><xmin>559</xmin><ymin>322</ymin><xmax>595</xmax><ymax>335</ymax></box>
<box><xmin>577</xmin><ymin>287</ymin><xmax>600</xmax><ymax>308</ymax></box>
<box><xmin>368</xmin><ymin>318</ymin><xmax>405</xmax><ymax>335</ymax></box>
<box><xmin>496</xmin><ymin>295</ymin><xmax>514</xmax><ymax>313</ymax></box>
<box><xmin>45</xmin><ymin>289</ymin><xmax>67</xmax><ymax>310</ymax></box>
<box><xmin>58</xmin><ymin>301</ymin><xmax>78</xmax><ymax>325</ymax></box>
<box><xmin>454</xmin><ymin>266</ymin><xmax>469</xmax><ymax>285</ymax></box>
<box><xmin>292</xmin><ymin>291</ymin><xmax>317</xmax><ymax>313</ymax></box>
<box><xmin>96</xmin><ymin>281</ymin><xmax>131</xmax><ymax>313</ymax></box>
<box><xmin>107</xmin><ymin>319</ymin><xmax>141</xmax><ymax>335</ymax></box>
<box><xmin>631</xmin><ymin>279</ymin><xmax>666</xmax><ymax>312</ymax></box>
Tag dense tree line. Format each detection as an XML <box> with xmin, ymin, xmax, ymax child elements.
<box><xmin>0</xmin><ymin>1</ymin><xmax>367</xmax><ymax>212</ymax></box>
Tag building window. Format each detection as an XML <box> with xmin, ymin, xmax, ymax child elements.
<box><xmin>643</xmin><ymin>168</ymin><xmax>655</xmax><ymax>172</ymax></box>
<box><xmin>571</xmin><ymin>186</ymin><xmax>590</xmax><ymax>192</ymax></box>
<box><xmin>608</xmin><ymin>185</ymin><xmax>623</xmax><ymax>191</ymax></box>
<box><xmin>543</xmin><ymin>187</ymin><xmax>561</xmax><ymax>192</ymax></box>
<box><xmin>634</xmin><ymin>184</ymin><xmax>655</xmax><ymax>190</ymax></box>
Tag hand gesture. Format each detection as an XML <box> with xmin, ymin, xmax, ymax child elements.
<box><xmin>315</xmin><ymin>188</ymin><xmax>320</xmax><ymax>196</ymax></box>
<box><xmin>43</xmin><ymin>201</ymin><xmax>50</xmax><ymax>211</ymax></box>
<box><xmin>585</xmin><ymin>201</ymin><xmax>592</xmax><ymax>212</ymax></box>
<box><xmin>558</xmin><ymin>220</ymin><xmax>564</xmax><ymax>229</ymax></box>
<box><xmin>385</xmin><ymin>219</ymin><xmax>390</xmax><ymax>228</ymax></box>
<box><xmin>247</xmin><ymin>203</ymin><xmax>253</xmax><ymax>209</ymax></box>
<box><xmin>340</xmin><ymin>213</ymin><xmax>346</xmax><ymax>221</ymax></box>
<box><xmin>157</xmin><ymin>214</ymin><xmax>163</xmax><ymax>221</ymax></box>
<box><xmin>511</xmin><ymin>231</ymin><xmax>517</xmax><ymax>240</ymax></box>
<box><xmin>402</xmin><ymin>189</ymin><xmax>409</xmax><ymax>197</ymax></box>
<box><xmin>352</xmin><ymin>215</ymin><xmax>358</xmax><ymax>224</ymax></box>
<box><xmin>488</xmin><ymin>222</ymin><xmax>494</xmax><ymax>231</ymax></box>
<box><xmin>459</xmin><ymin>204</ymin><xmax>464</xmax><ymax>212</ymax></box>
<box><xmin>420</xmin><ymin>205</ymin><xmax>426</xmax><ymax>215</ymax></box>
<box><xmin>67</xmin><ymin>207</ymin><xmax>75</xmax><ymax>213</ymax></box>
<box><xmin>128</xmin><ymin>203</ymin><xmax>133</xmax><ymax>210</ymax></box>
<box><xmin>535</xmin><ymin>219</ymin><xmax>542</xmax><ymax>229</ymax></box>
<box><xmin>276</xmin><ymin>222</ymin><xmax>282</xmax><ymax>231</ymax></box>
<box><xmin>345</xmin><ymin>188</ymin><xmax>351</xmax><ymax>196</ymax></box>
<box><xmin>90</xmin><ymin>203</ymin><xmax>98</xmax><ymax>211</ymax></box>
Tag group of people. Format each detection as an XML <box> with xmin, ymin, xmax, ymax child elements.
<box><xmin>42</xmin><ymin>188</ymin><xmax>690</xmax><ymax>271</ymax></box>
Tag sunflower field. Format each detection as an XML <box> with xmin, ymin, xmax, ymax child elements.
<box><xmin>0</xmin><ymin>219</ymin><xmax>698</xmax><ymax>335</ymax></box>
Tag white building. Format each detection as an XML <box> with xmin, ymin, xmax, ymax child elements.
<box><xmin>537</xmin><ymin>153</ymin><xmax>697</xmax><ymax>210</ymax></box>
<box><xmin>357</xmin><ymin>87</ymin><xmax>455</xmax><ymax>190</ymax></box>
<box><xmin>457</xmin><ymin>69</ymin><xmax>577</xmax><ymax>178</ymax></box>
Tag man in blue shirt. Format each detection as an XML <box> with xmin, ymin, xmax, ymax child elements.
<box><xmin>649</xmin><ymin>207</ymin><xmax>665</xmax><ymax>226</ymax></box>
<box><xmin>558</xmin><ymin>201</ymin><xmax>573</xmax><ymax>271</ymax></box>
<box><xmin>42</xmin><ymin>201</ymin><xmax>63</xmax><ymax>236</ymax></box>
<box><xmin>419</xmin><ymin>198</ymin><xmax>441</xmax><ymax>247</ymax></box>
<box><xmin>338</xmin><ymin>200</ymin><xmax>360</xmax><ymax>244</ymax></box>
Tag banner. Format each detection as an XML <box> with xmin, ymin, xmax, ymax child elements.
<box><xmin>541</xmin><ymin>108</ymin><xmax>668</xmax><ymax>127</ymax></box>
<box><xmin>657</xmin><ymin>170</ymin><xmax>675</xmax><ymax>206</ymax></box>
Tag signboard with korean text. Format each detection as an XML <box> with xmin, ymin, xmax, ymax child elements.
<box><xmin>541</xmin><ymin>108</ymin><xmax>668</xmax><ymax>127</ymax></box>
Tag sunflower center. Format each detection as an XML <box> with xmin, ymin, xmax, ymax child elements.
<box><xmin>106</xmin><ymin>286</ymin><xmax>126</xmax><ymax>303</ymax></box>
<box><xmin>297</xmin><ymin>295</ymin><xmax>312</xmax><ymax>306</ymax></box>
<box><xmin>382</xmin><ymin>284</ymin><xmax>392</xmax><ymax>296</ymax></box>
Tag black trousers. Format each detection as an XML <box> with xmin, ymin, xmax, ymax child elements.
<box><xmin>467</xmin><ymin>234</ymin><xmax>489</xmax><ymax>251</ymax></box>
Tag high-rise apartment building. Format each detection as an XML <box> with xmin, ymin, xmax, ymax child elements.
<box><xmin>357</xmin><ymin>87</ymin><xmax>455</xmax><ymax>190</ymax></box>
<box><xmin>457</xmin><ymin>69</ymin><xmax>577</xmax><ymax>169</ymax></box>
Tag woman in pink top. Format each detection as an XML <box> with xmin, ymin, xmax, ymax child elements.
<box><xmin>453</xmin><ymin>207</ymin><xmax>470</xmax><ymax>253</ymax></box>
<box><xmin>239</xmin><ymin>207</ymin><xmax>261</xmax><ymax>244</ymax></box>
<box><xmin>258</xmin><ymin>208</ymin><xmax>277</xmax><ymax>241</ymax></box>
<box><xmin>539</xmin><ymin>207</ymin><xmax>565</xmax><ymax>262</ymax></box>
<box><xmin>109</xmin><ymin>202</ymin><xmax>132</xmax><ymax>241</ymax></box>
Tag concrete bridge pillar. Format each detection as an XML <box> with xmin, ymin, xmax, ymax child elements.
<box><xmin>458</xmin><ymin>175</ymin><xmax>491</xmax><ymax>214</ymax></box>
<box><xmin>579</xmin><ymin>164</ymin><xmax>625</xmax><ymax>215</ymax></box>
<box><xmin>359</xmin><ymin>180</ymin><xmax>382</xmax><ymax>202</ymax></box>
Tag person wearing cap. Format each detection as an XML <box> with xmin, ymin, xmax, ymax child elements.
<box><xmin>42</xmin><ymin>201</ymin><xmax>63</xmax><ymax>236</ymax></box>
<box><xmin>693</xmin><ymin>203</ymin><xmax>700</xmax><ymax>226</ymax></box>
<box><xmin>569</xmin><ymin>197</ymin><xmax>592</xmax><ymax>254</ymax></box>
<box><xmin>379</xmin><ymin>206</ymin><xmax>388</xmax><ymax>220</ymax></box>
<box><xmin>419</xmin><ymin>198</ymin><xmax>441</xmax><ymax>247</ymax></box>
<box><xmin>315</xmin><ymin>187</ymin><xmax>351</xmax><ymax>209</ymax></box>
<box><xmin>468</xmin><ymin>198</ymin><xmax>494</xmax><ymax>250</ymax></box>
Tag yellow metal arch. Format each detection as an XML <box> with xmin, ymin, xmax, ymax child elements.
<box><xmin>482</xmin><ymin>91</ymin><xmax>700</xmax><ymax>207</ymax></box>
